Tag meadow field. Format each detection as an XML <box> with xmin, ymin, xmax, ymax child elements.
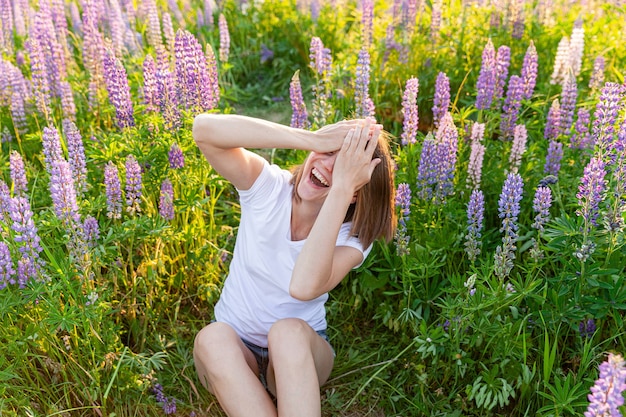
<box><xmin>1</xmin><ymin>0</ymin><xmax>625</xmax><ymax>415</ymax></box>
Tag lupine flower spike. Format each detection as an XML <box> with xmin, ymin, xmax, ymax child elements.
<box><xmin>400</xmin><ymin>77</ymin><xmax>419</xmax><ymax>146</ymax></box>
<box><xmin>289</xmin><ymin>70</ymin><xmax>308</xmax><ymax>129</ymax></box>
<box><xmin>584</xmin><ymin>353</ymin><xmax>626</xmax><ymax>417</ymax></box>
<box><xmin>465</xmin><ymin>189</ymin><xmax>485</xmax><ymax>262</ymax></box>
<box><xmin>494</xmin><ymin>172</ymin><xmax>524</xmax><ymax>279</ymax></box>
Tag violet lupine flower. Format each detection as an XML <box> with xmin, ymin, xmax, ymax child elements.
<box><xmin>475</xmin><ymin>39</ymin><xmax>496</xmax><ymax>110</ymax></box>
<box><xmin>26</xmin><ymin>30</ymin><xmax>51</xmax><ymax>116</ymax></box>
<box><xmin>260</xmin><ymin>44</ymin><xmax>274</xmax><ymax>64</ymax></box>
<box><xmin>309</xmin><ymin>37</ymin><xmax>331</xmax><ymax>76</ymax></box>
<box><xmin>361</xmin><ymin>0</ymin><xmax>374</xmax><ymax>47</ymax></box>
<box><xmin>467</xmin><ymin>129</ymin><xmax>486</xmax><ymax>189</ymax></box>
<box><xmin>394</xmin><ymin>183</ymin><xmax>411</xmax><ymax>256</ymax></box>
<box><xmin>355</xmin><ymin>47</ymin><xmax>375</xmax><ymax>118</ymax></box>
<box><xmin>576</xmin><ymin>156</ymin><xmax>607</xmax><ymax>228</ymax></box>
<box><xmin>218</xmin><ymin>14</ymin><xmax>230</xmax><ymax>62</ymax></box>
<box><xmin>203</xmin><ymin>0</ymin><xmax>213</xmax><ymax>26</ymax></box>
<box><xmin>571</xmin><ymin>108</ymin><xmax>592</xmax><ymax>150</ymax></box>
<box><xmin>103</xmin><ymin>49</ymin><xmax>135</xmax><ymax>129</ymax></box>
<box><xmin>174</xmin><ymin>29</ymin><xmax>215</xmax><ymax>112</ymax></box>
<box><xmin>0</xmin><ymin>242</ymin><xmax>15</xmax><ymax>289</ymax></box>
<box><xmin>493</xmin><ymin>172</ymin><xmax>524</xmax><ymax>279</ymax></box>
<box><xmin>584</xmin><ymin>353</ymin><xmax>626</xmax><ymax>417</ymax></box>
<box><xmin>145</xmin><ymin>0</ymin><xmax>162</xmax><ymax>49</ymax></box>
<box><xmin>550</xmin><ymin>36</ymin><xmax>570</xmax><ymax>85</ymax></box>
<box><xmin>433</xmin><ymin>112</ymin><xmax>458</xmax><ymax>203</ymax></box>
<box><xmin>159</xmin><ymin>179</ymin><xmax>175</xmax><ymax>221</ymax></box>
<box><xmin>83</xmin><ymin>216</ymin><xmax>100</xmax><ymax>248</ymax></box>
<box><xmin>168</xmin><ymin>143</ymin><xmax>185</xmax><ymax>169</ymax></box>
<box><xmin>559</xmin><ymin>75</ymin><xmax>578</xmax><ymax>137</ymax></box>
<box><xmin>63</xmin><ymin>119</ymin><xmax>88</xmax><ymax>196</ymax></box>
<box><xmin>589</xmin><ymin>56</ymin><xmax>605</xmax><ymax>91</ymax></box>
<box><xmin>289</xmin><ymin>70</ymin><xmax>308</xmax><ymax>129</ymax></box>
<box><xmin>416</xmin><ymin>133</ymin><xmax>437</xmax><ymax>200</ymax></box>
<box><xmin>532</xmin><ymin>186</ymin><xmax>552</xmax><ymax>232</ymax></box>
<box><xmin>509</xmin><ymin>124</ymin><xmax>527</xmax><ymax>174</ymax></box>
<box><xmin>156</xmin><ymin>67</ymin><xmax>181</xmax><ymax>130</ymax></box>
<box><xmin>493</xmin><ymin>45</ymin><xmax>511</xmax><ymax>106</ymax></box>
<box><xmin>569</xmin><ymin>21</ymin><xmax>584</xmax><ymax>77</ymax></box>
<box><xmin>592</xmin><ymin>82</ymin><xmax>625</xmax><ymax>157</ymax></box>
<box><xmin>500</xmin><ymin>75</ymin><xmax>524</xmax><ymax>140</ymax></box>
<box><xmin>544</xmin><ymin>99</ymin><xmax>561</xmax><ymax>141</ymax></box>
<box><xmin>204</xmin><ymin>44</ymin><xmax>220</xmax><ymax>111</ymax></box>
<box><xmin>430</xmin><ymin>0</ymin><xmax>442</xmax><ymax>40</ymax></box>
<box><xmin>59</xmin><ymin>81</ymin><xmax>76</xmax><ymax>121</ymax></box>
<box><xmin>162</xmin><ymin>12</ymin><xmax>175</xmax><ymax>52</ymax></box>
<box><xmin>544</xmin><ymin>140</ymin><xmax>563</xmax><ymax>177</ymax></box>
<box><xmin>9</xmin><ymin>151</ymin><xmax>28</xmax><ymax>197</ymax></box>
<box><xmin>143</xmin><ymin>54</ymin><xmax>158</xmax><ymax>112</ymax></box>
<box><xmin>309</xmin><ymin>37</ymin><xmax>332</xmax><ymax>128</ymax></box>
<box><xmin>9</xmin><ymin>196</ymin><xmax>44</xmax><ymax>286</ymax></box>
<box><xmin>579</xmin><ymin>319</ymin><xmax>596</xmax><ymax>339</ymax></box>
<box><xmin>400</xmin><ymin>77</ymin><xmax>419</xmax><ymax>145</ymax></box>
<box><xmin>42</xmin><ymin>126</ymin><xmax>64</xmax><ymax>175</ymax></box>
<box><xmin>49</xmin><ymin>158</ymin><xmax>80</xmax><ymax>225</ymax></box>
<box><xmin>511</xmin><ymin>0</ymin><xmax>525</xmax><ymax>39</ymax></box>
<box><xmin>520</xmin><ymin>41</ymin><xmax>538</xmax><ymax>101</ymax></box>
<box><xmin>125</xmin><ymin>155</ymin><xmax>142</xmax><ymax>215</ymax></box>
<box><xmin>104</xmin><ymin>162</ymin><xmax>122</xmax><ymax>219</ymax></box>
<box><xmin>465</xmin><ymin>188</ymin><xmax>485</xmax><ymax>262</ymax></box>
<box><xmin>432</xmin><ymin>72</ymin><xmax>450</xmax><ymax>129</ymax></box>
<box><xmin>10</xmin><ymin>91</ymin><xmax>27</xmax><ymax>134</ymax></box>
<box><xmin>152</xmin><ymin>383</ymin><xmax>177</xmax><ymax>415</ymax></box>
<box><xmin>0</xmin><ymin>180</ymin><xmax>10</xmax><ymax>221</ymax></box>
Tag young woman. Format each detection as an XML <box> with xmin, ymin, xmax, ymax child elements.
<box><xmin>192</xmin><ymin>114</ymin><xmax>396</xmax><ymax>417</ymax></box>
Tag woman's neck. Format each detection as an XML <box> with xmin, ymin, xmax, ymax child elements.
<box><xmin>290</xmin><ymin>198</ymin><xmax>321</xmax><ymax>241</ymax></box>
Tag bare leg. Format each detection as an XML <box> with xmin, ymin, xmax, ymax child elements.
<box><xmin>265</xmin><ymin>318</ymin><xmax>335</xmax><ymax>417</ymax></box>
<box><xmin>193</xmin><ymin>322</ymin><xmax>277</xmax><ymax>417</ymax></box>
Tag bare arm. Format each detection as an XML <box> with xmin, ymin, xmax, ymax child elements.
<box><xmin>192</xmin><ymin>114</ymin><xmax>360</xmax><ymax>190</ymax></box>
<box><xmin>290</xmin><ymin>121</ymin><xmax>382</xmax><ymax>300</ymax></box>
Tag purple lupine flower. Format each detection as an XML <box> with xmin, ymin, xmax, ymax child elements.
<box><xmin>592</xmin><ymin>82</ymin><xmax>625</xmax><ymax>156</ymax></box>
<box><xmin>83</xmin><ymin>216</ymin><xmax>100</xmax><ymax>248</ymax></box>
<box><xmin>103</xmin><ymin>49</ymin><xmax>135</xmax><ymax>129</ymax></box>
<box><xmin>203</xmin><ymin>0</ymin><xmax>213</xmax><ymax>27</ymax></box>
<box><xmin>152</xmin><ymin>383</ymin><xmax>177</xmax><ymax>415</ymax></box>
<box><xmin>416</xmin><ymin>133</ymin><xmax>437</xmax><ymax>200</ymax></box>
<box><xmin>168</xmin><ymin>143</ymin><xmax>185</xmax><ymax>169</ymax></box>
<box><xmin>394</xmin><ymin>183</ymin><xmax>411</xmax><ymax>256</ymax></box>
<box><xmin>493</xmin><ymin>45</ymin><xmax>511</xmax><ymax>106</ymax></box>
<box><xmin>62</xmin><ymin>119</ymin><xmax>88</xmax><ymax>196</ymax></box>
<box><xmin>589</xmin><ymin>56</ymin><xmax>605</xmax><ymax>91</ymax></box>
<box><xmin>465</xmin><ymin>188</ymin><xmax>485</xmax><ymax>262</ymax></box>
<box><xmin>361</xmin><ymin>0</ymin><xmax>374</xmax><ymax>47</ymax></box>
<box><xmin>289</xmin><ymin>70</ymin><xmax>308</xmax><ymax>129</ymax></box>
<box><xmin>544</xmin><ymin>140</ymin><xmax>563</xmax><ymax>177</ymax></box>
<box><xmin>569</xmin><ymin>21</ymin><xmax>584</xmax><ymax>77</ymax></box>
<box><xmin>355</xmin><ymin>47</ymin><xmax>375</xmax><ymax>118</ymax></box>
<box><xmin>143</xmin><ymin>54</ymin><xmax>158</xmax><ymax>112</ymax></box>
<box><xmin>579</xmin><ymin>319</ymin><xmax>596</xmax><ymax>339</ymax></box>
<box><xmin>26</xmin><ymin>25</ymin><xmax>51</xmax><ymax>116</ymax></box>
<box><xmin>144</xmin><ymin>0</ymin><xmax>162</xmax><ymax>49</ymax></box>
<box><xmin>9</xmin><ymin>196</ymin><xmax>44</xmax><ymax>286</ymax></box>
<box><xmin>0</xmin><ymin>242</ymin><xmax>15</xmax><ymax>289</ymax></box>
<box><xmin>9</xmin><ymin>151</ymin><xmax>28</xmax><ymax>197</ymax></box>
<box><xmin>544</xmin><ymin>99</ymin><xmax>562</xmax><ymax>141</ymax></box>
<box><xmin>204</xmin><ymin>43</ymin><xmax>220</xmax><ymax>110</ymax></box>
<box><xmin>571</xmin><ymin>108</ymin><xmax>592</xmax><ymax>150</ymax></box>
<box><xmin>42</xmin><ymin>126</ymin><xmax>64</xmax><ymax>175</ymax></box>
<box><xmin>104</xmin><ymin>162</ymin><xmax>122</xmax><ymax>219</ymax></box>
<box><xmin>174</xmin><ymin>29</ymin><xmax>215</xmax><ymax>112</ymax></box>
<box><xmin>576</xmin><ymin>157</ymin><xmax>607</xmax><ymax>228</ymax></box>
<box><xmin>500</xmin><ymin>75</ymin><xmax>524</xmax><ymax>140</ymax></box>
<box><xmin>550</xmin><ymin>36</ymin><xmax>570</xmax><ymax>85</ymax></box>
<box><xmin>509</xmin><ymin>124</ymin><xmax>527</xmax><ymax>173</ymax></box>
<box><xmin>475</xmin><ymin>39</ymin><xmax>496</xmax><ymax>110</ymax></box>
<box><xmin>162</xmin><ymin>12</ymin><xmax>175</xmax><ymax>52</ymax></box>
<box><xmin>218</xmin><ymin>14</ymin><xmax>230</xmax><ymax>62</ymax></box>
<box><xmin>560</xmin><ymin>75</ymin><xmax>578</xmax><ymax>137</ymax></box>
<box><xmin>432</xmin><ymin>72</ymin><xmax>450</xmax><ymax>129</ymax></box>
<box><xmin>156</xmin><ymin>66</ymin><xmax>181</xmax><ymax>130</ymax></box>
<box><xmin>260</xmin><ymin>44</ymin><xmax>274</xmax><ymax>64</ymax></box>
<box><xmin>309</xmin><ymin>37</ymin><xmax>331</xmax><ymax>76</ymax></box>
<box><xmin>159</xmin><ymin>178</ymin><xmax>175</xmax><ymax>221</ymax></box>
<box><xmin>0</xmin><ymin>180</ymin><xmax>10</xmax><ymax>221</ymax></box>
<box><xmin>532</xmin><ymin>186</ymin><xmax>552</xmax><ymax>232</ymax></box>
<box><xmin>584</xmin><ymin>353</ymin><xmax>626</xmax><ymax>417</ymax></box>
<box><xmin>494</xmin><ymin>172</ymin><xmax>523</xmax><ymax>279</ymax></box>
<box><xmin>400</xmin><ymin>77</ymin><xmax>419</xmax><ymax>145</ymax></box>
<box><xmin>467</xmin><ymin>126</ymin><xmax>486</xmax><ymax>189</ymax></box>
<box><xmin>433</xmin><ymin>112</ymin><xmax>458</xmax><ymax>203</ymax></box>
<box><xmin>125</xmin><ymin>155</ymin><xmax>142</xmax><ymax>215</ymax></box>
<box><xmin>430</xmin><ymin>0</ymin><xmax>443</xmax><ymax>40</ymax></box>
<box><xmin>511</xmin><ymin>0</ymin><xmax>525</xmax><ymax>39</ymax></box>
<box><xmin>59</xmin><ymin>81</ymin><xmax>76</xmax><ymax>121</ymax></box>
<box><xmin>520</xmin><ymin>41</ymin><xmax>538</xmax><ymax>101</ymax></box>
<box><xmin>49</xmin><ymin>158</ymin><xmax>80</xmax><ymax>225</ymax></box>
<box><xmin>309</xmin><ymin>37</ymin><xmax>332</xmax><ymax>127</ymax></box>
<box><xmin>10</xmin><ymin>91</ymin><xmax>27</xmax><ymax>134</ymax></box>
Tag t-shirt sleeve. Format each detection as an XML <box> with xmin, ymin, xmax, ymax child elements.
<box><xmin>337</xmin><ymin>222</ymin><xmax>373</xmax><ymax>268</ymax></box>
<box><xmin>236</xmin><ymin>160</ymin><xmax>291</xmax><ymax>207</ymax></box>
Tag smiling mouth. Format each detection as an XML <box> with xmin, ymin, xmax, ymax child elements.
<box><xmin>311</xmin><ymin>168</ymin><xmax>329</xmax><ymax>187</ymax></box>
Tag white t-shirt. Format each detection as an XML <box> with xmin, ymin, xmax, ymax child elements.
<box><xmin>214</xmin><ymin>161</ymin><xmax>372</xmax><ymax>347</ymax></box>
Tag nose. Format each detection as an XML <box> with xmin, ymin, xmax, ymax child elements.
<box><xmin>321</xmin><ymin>152</ymin><xmax>337</xmax><ymax>170</ymax></box>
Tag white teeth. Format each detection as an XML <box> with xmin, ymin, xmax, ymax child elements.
<box><xmin>312</xmin><ymin>168</ymin><xmax>329</xmax><ymax>186</ymax></box>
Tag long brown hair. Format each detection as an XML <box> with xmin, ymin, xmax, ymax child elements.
<box><xmin>290</xmin><ymin>131</ymin><xmax>397</xmax><ymax>248</ymax></box>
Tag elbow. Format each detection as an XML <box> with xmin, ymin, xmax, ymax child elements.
<box><xmin>289</xmin><ymin>282</ymin><xmax>319</xmax><ymax>302</ymax></box>
<box><xmin>192</xmin><ymin>114</ymin><xmax>215</xmax><ymax>146</ymax></box>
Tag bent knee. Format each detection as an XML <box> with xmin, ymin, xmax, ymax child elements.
<box><xmin>268</xmin><ymin>318</ymin><xmax>312</xmax><ymax>351</ymax></box>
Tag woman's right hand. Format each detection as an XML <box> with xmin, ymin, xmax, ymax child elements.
<box><xmin>312</xmin><ymin>119</ymin><xmax>364</xmax><ymax>154</ymax></box>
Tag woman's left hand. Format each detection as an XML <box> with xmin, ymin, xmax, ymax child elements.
<box><xmin>331</xmin><ymin>119</ymin><xmax>382</xmax><ymax>195</ymax></box>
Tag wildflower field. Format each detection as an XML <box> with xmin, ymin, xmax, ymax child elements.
<box><xmin>1</xmin><ymin>0</ymin><xmax>626</xmax><ymax>415</ymax></box>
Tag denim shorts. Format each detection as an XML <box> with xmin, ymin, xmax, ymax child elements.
<box><xmin>242</xmin><ymin>329</ymin><xmax>334</xmax><ymax>389</ymax></box>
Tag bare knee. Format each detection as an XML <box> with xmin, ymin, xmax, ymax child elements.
<box><xmin>267</xmin><ymin>318</ymin><xmax>312</xmax><ymax>358</ymax></box>
<box><xmin>194</xmin><ymin>322</ymin><xmax>242</xmax><ymax>389</ymax></box>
